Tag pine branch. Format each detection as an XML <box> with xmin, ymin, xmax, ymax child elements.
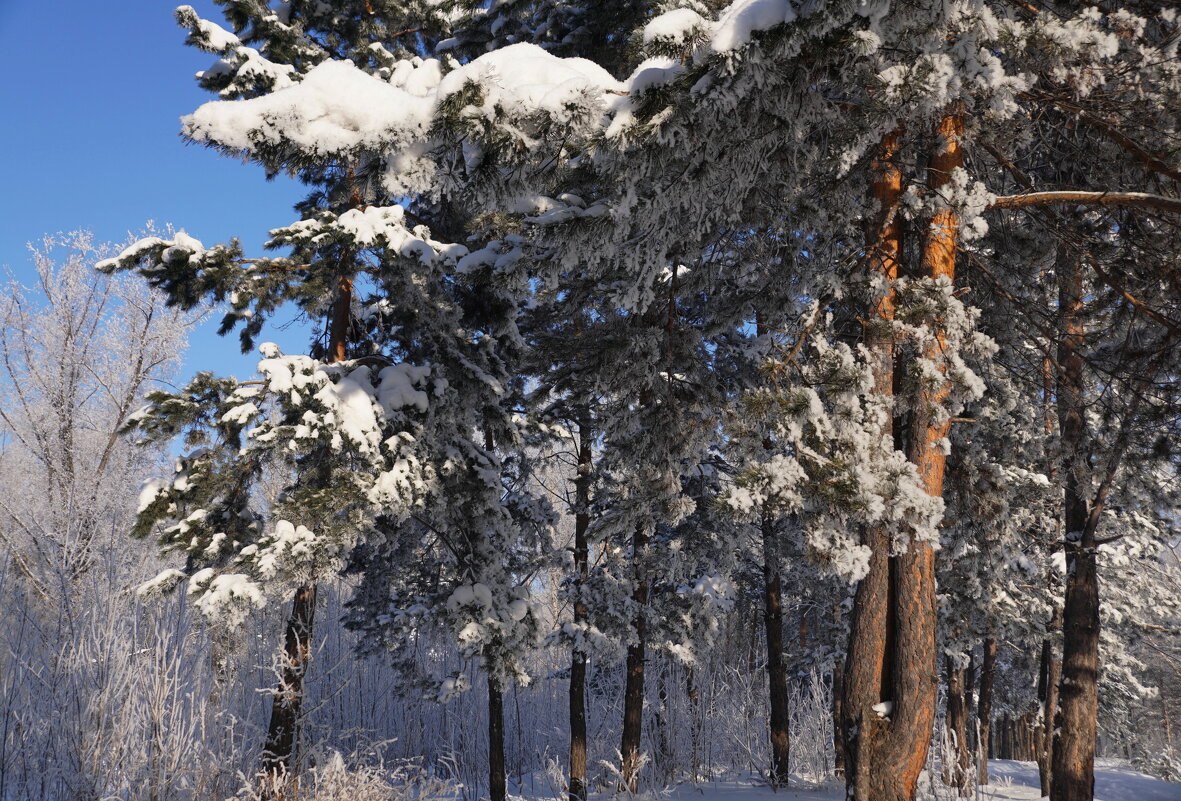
<box><xmin>991</xmin><ymin>191</ymin><xmax>1181</xmax><ymax>215</ymax></box>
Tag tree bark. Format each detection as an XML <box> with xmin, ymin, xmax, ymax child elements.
<box><xmin>833</xmin><ymin>655</ymin><xmax>847</xmax><ymax>779</ymax></box>
<box><xmin>619</xmin><ymin>522</ymin><xmax>649</xmax><ymax>792</ymax></box>
<box><xmin>1036</xmin><ymin>611</ymin><xmax>1062</xmax><ymax>797</ymax></box>
<box><xmin>261</xmin><ymin>270</ymin><xmax>352</xmax><ymax>791</ymax></box>
<box><xmin>569</xmin><ymin>419</ymin><xmax>592</xmax><ymax>801</ymax></box>
<box><xmin>977</xmin><ymin>637</ymin><xmax>997</xmax><ymax>785</ymax></box>
<box><xmin>1050</xmin><ymin>253</ymin><xmax>1099</xmax><ymax>801</ymax></box>
<box><xmin>991</xmin><ymin>189</ymin><xmax>1181</xmax><ymax>215</ymax></box>
<box><xmin>844</xmin><ymin>111</ymin><xmax>962</xmax><ymax>801</ymax></box>
<box><xmin>490</xmin><ymin>673</ymin><xmax>507</xmax><ymax>801</ymax></box>
<box><xmin>842</xmin><ymin>127</ymin><xmax>902</xmax><ymax>801</ymax></box>
<box><xmin>944</xmin><ymin>657</ymin><xmax>972</xmax><ymax>796</ymax></box>
<box><xmin>261</xmin><ymin>580</ymin><xmax>318</xmax><ymax>785</ymax></box>
<box><xmin>762</xmin><ymin>513</ymin><xmax>791</xmax><ymax>786</ymax></box>
<box><xmin>687</xmin><ymin>665</ymin><xmax>702</xmax><ymax>782</ymax></box>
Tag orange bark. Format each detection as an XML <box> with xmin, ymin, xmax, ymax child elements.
<box><xmin>844</xmin><ymin>111</ymin><xmax>964</xmax><ymax>801</ymax></box>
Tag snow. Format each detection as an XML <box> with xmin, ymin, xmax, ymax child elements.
<box><xmin>183</xmin><ymin>59</ymin><xmax>435</xmax><ymax>156</ymax></box>
<box><xmin>626</xmin><ymin>58</ymin><xmax>687</xmax><ymax>94</ymax></box>
<box><xmin>604</xmin><ymin>761</ymin><xmax>1181</xmax><ymax>801</ymax></box>
<box><xmin>275</xmin><ymin>205</ymin><xmax>467</xmax><ymax>264</ymax></box>
<box><xmin>135</xmin><ymin>568</ymin><xmax>187</xmax><ymax>599</ymax></box>
<box><xmin>95</xmin><ymin>231</ymin><xmax>207</xmax><ymax>273</ymax></box>
<box><xmin>194</xmin><ymin>15</ymin><xmax>241</xmax><ymax>52</ymax></box>
<box><xmin>710</xmin><ymin>0</ymin><xmax>797</xmax><ymax>53</ymax></box>
<box><xmin>185</xmin><ymin>42</ymin><xmax>624</xmax><ymax>166</ymax></box>
<box><xmin>313</xmin><ymin>370</ymin><xmax>382</xmax><ymax>455</ymax></box>
<box><xmin>376</xmin><ymin>363</ymin><xmax>432</xmax><ymax>414</ymax></box>
<box><xmin>191</xmin><ymin>572</ymin><xmax>266</xmax><ymax>623</ymax></box>
<box><xmin>643</xmin><ymin>8</ymin><xmax>708</xmax><ymax>45</ymax></box>
<box><xmin>982</xmin><ymin>759</ymin><xmax>1181</xmax><ymax>801</ymax></box>
<box><xmin>436</xmin><ymin>43</ymin><xmax>625</xmax><ymax>119</ymax></box>
<box><xmin>136</xmin><ymin>477</ymin><xmax>169</xmax><ymax>513</ymax></box>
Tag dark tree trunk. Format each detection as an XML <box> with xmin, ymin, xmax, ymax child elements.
<box><xmin>762</xmin><ymin>513</ymin><xmax>791</xmax><ymax>786</ymax></box>
<box><xmin>490</xmin><ymin>673</ymin><xmax>507</xmax><ymax>801</ymax></box>
<box><xmin>686</xmin><ymin>665</ymin><xmax>701</xmax><ymax>782</ymax></box>
<box><xmin>1050</xmin><ymin>254</ymin><xmax>1099</xmax><ymax>801</ymax></box>
<box><xmin>833</xmin><ymin>655</ymin><xmax>847</xmax><ymax>779</ymax></box>
<box><xmin>569</xmin><ymin>419</ymin><xmax>592</xmax><ymax>801</ymax></box>
<box><xmin>943</xmin><ymin>657</ymin><xmax>972</xmax><ymax>796</ymax></box>
<box><xmin>1036</xmin><ymin>614</ymin><xmax>1062</xmax><ymax>797</ymax></box>
<box><xmin>261</xmin><ymin>580</ymin><xmax>318</xmax><ymax>784</ymax></box>
<box><xmin>977</xmin><ymin>637</ymin><xmax>997</xmax><ymax>785</ymax></box>
<box><xmin>619</xmin><ymin>523</ymin><xmax>649</xmax><ymax>792</ymax></box>
<box><xmin>261</xmin><ymin>272</ymin><xmax>353</xmax><ymax>788</ymax></box>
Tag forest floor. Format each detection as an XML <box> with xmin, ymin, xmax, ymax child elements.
<box><xmin>637</xmin><ymin>759</ymin><xmax>1180</xmax><ymax>801</ymax></box>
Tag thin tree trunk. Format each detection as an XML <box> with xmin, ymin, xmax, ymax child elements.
<box><xmin>1050</xmin><ymin>252</ymin><xmax>1099</xmax><ymax>801</ymax></box>
<box><xmin>620</xmin><ymin>522</ymin><xmax>649</xmax><ymax>792</ymax></box>
<box><xmin>762</xmin><ymin>512</ymin><xmax>791</xmax><ymax>786</ymax></box>
<box><xmin>687</xmin><ymin>665</ymin><xmax>701</xmax><ymax>782</ymax></box>
<box><xmin>833</xmin><ymin>655</ymin><xmax>847</xmax><ymax>779</ymax></box>
<box><xmin>1038</xmin><ymin>352</ymin><xmax>1062</xmax><ymax>797</ymax></box>
<box><xmin>944</xmin><ymin>657</ymin><xmax>972</xmax><ymax>796</ymax></box>
<box><xmin>569</xmin><ymin>418</ymin><xmax>592</xmax><ymax>801</ymax></box>
<box><xmin>965</xmin><ymin>650</ymin><xmax>976</xmax><ymax>754</ymax></box>
<box><xmin>978</xmin><ymin>637</ymin><xmax>997</xmax><ymax>785</ymax></box>
<box><xmin>1164</xmin><ymin>697</ymin><xmax>1174</xmax><ymax>755</ymax></box>
<box><xmin>1036</xmin><ymin>612</ymin><xmax>1062</xmax><ymax>797</ymax></box>
<box><xmin>490</xmin><ymin>673</ymin><xmax>507</xmax><ymax>801</ymax></box>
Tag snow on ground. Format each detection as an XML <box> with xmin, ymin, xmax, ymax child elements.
<box><xmin>982</xmin><ymin>759</ymin><xmax>1180</xmax><ymax>801</ymax></box>
<box><xmin>614</xmin><ymin>760</ymin><xmax>1181</xmax><ymax>801</ymax></box>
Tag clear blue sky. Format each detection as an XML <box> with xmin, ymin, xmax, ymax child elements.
<box><xmin>0</xmin><ymin>1</ymin><xmax>309</xmax><ymax>379</ymax></box>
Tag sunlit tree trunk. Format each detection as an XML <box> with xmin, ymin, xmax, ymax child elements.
<box><xmin>844</xmin><ymin>110</ymin><xmax>963</xmax><ymax>801</ymax></box>
<box><xmin>843</xmin><ymin>128</ymin><xmax>902</xmax><ymax>801</ymax></box>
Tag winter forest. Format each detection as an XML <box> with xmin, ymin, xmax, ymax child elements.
<box><xmin>3</xmin><ymin>2</ymin><xmax>1181</xmax><ymax>801</ymax></box>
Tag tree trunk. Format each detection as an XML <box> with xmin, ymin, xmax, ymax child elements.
<box><xmin>762</xmin><ymin>512</ymin><xmax>791</xmax><ymax>786</ymax></box>
<box><xmin>687</xmin><ymin>665</ymin><xmax>701</xmax><ymax>783</ymax></box>
<box><xmin>261</xmin><ymin>580</ymin><xmax>318</xmax><ymax>786</ymax></box>
<box><xmin>490</xmin><ymin>673</ymin><xmax>507</xmax><ymax>801</ymax></box>
<box><xmin>569</xmin><ymin>419</ymin><xmax>592</xmax><ymax>801</ymax></box>
<box><xmin>842</xmin><ymin>127</ymin><xmax>902</xmax><ymax>801</ymax></box>
<box><xmin>619</xmin><ymin>522</ymin><xmax>649</xmax><ymax>792</ymax></box>
<box><xmin>1036</xmin><ymin>613</ymin><xmax>1062</xmax><ymax>797</ymax></box>
<box><xmin>943</xmin><ymin>657</ymin><xmax>972</xmax><ymax>796</ymax></box>
<box><xmin>844</xmin><ymin>111</ymin><xmax>961</xmax><ymax>801</ymax></box>
<box><xmin>977</xmin><ymin>637</ymin><xmax>997</xmax><ymax>785</ymax></box>
<box><xmin>1050</xmin><ymin>253</ymin><xmax>1099</xmax><ymax>801</ymax></box>
<box><xmin>833</xmin><ymin>655</ymin><xmax>847</xmax><ymax>780</ymax></box>
<box><xmin>260</xmin><ymin>270</ymin><xmax>353</xmax><ymax>793</ymax></box>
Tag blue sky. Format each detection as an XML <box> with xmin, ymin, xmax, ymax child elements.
<box><xmin>0</xmin><ymin>1</ymin><xmax>309</xmax><ymax>379</ymax></box>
